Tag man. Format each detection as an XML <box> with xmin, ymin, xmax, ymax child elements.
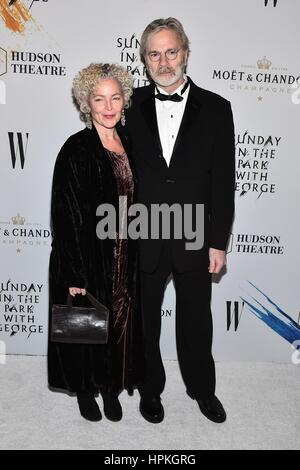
<box><xmin>125</xmin><ymin>18</ymin><xmax>235</xmax><ymax>424</ymax></box>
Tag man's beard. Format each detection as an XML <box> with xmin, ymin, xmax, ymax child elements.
<box><xmin>149</xmin><ymin>61</ymin><xmax>186</xmax><ymax>88</ymax></box>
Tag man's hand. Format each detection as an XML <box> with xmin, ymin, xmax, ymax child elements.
<box><xmin>69</xmin><ymin>287</ymin><xmax>86</xmax><ymax>297</ymax></box>
<box><xmin>208</xmin><ymin>248</ymin><xmax>226</xmax><ymax>274</ymax></box>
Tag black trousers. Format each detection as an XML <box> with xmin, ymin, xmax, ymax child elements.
<box><xmin>139</xmin><ymin>242</ymin><xmax>216</xmax><ymax>400</ymax></box>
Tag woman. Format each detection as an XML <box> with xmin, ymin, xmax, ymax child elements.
<box><xmin>48</xmin><ymin>63</ymin><xmax>144</xmax><ymax>422</ymax></box>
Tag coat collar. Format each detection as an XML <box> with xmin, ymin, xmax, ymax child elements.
<box><xmin>85</xmin><ymin>122</ymin><xmax>130</xmax><ymax>154</ymax></box>
<box><xmin>84</xmin><ymin>122</ymin><xmax>137</xmax><ymax>180</ymax></box>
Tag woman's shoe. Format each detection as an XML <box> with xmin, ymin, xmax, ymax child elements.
<box><xmin>77</xmin><ymin>392</ymin><xmax>102</xmax><ymax>422</ymax></box>
<box><xmin>101</xmin><ymin>390</ymin><xmax>123</xmax><ymax>421</ymax></box>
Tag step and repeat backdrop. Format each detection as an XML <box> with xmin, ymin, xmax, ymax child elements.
<box><xmin>0</xmin><ymin>0</ymin><xmax>299</xmax><ymax>362</ymax></box>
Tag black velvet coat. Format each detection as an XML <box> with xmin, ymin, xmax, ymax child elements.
<box><xmin>48</xmin><ymin>125</ymin><xmax>144</xmax><ymax>394</ymax></box>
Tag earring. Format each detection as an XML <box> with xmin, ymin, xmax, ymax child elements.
<box><xmin>121</xmin><ymin>109</ymin><xmax>126</xmax><ymax>126</ymax></box>
<box><xmin>86</xmin><ymin>113</ymin><xmax>92</xmax><ymax>130</ymax></box>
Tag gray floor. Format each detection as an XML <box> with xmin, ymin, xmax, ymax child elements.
<box><xmin>0</xmin><ymin>355</ymin><xmax>299</xmax><ymax>450</ymax></box>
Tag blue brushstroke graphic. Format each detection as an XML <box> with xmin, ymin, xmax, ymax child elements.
<box><xmin>240</xmin><ymin>282</ymin><xmax>300</xmax><ymax>349</ymax></box>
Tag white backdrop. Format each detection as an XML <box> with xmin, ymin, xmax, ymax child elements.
<box><xmin>1</xmin><ymin>0</ymin><xmax>299</xmax><ymax>362</ymax></box>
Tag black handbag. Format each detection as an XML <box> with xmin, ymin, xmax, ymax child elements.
<box><xmin>50</xmin><ymin>291</ymin><xmax>109</xmax><ymax>344</ymax></box>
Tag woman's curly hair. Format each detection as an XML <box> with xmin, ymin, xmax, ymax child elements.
<box><xmin>73</xmin><ymin>63</ymin><xmax>133</xmax><ymax>129</ymax></box>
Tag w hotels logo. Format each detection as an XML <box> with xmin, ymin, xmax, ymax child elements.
<box><xmin>8</xmin><ymin>132</ymin><xmax>29</xmax><ymax>169</ymax></box>
<box><xmin>264</xmin><ymin>0</ymin><xmax>279</xmax><ymax>6</ymax></box>
<box><xmin>226</xmin><ymin>301</ymin><xmax>244</xmax><ymax>331</ymax></box>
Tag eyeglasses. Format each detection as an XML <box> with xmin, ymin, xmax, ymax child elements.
<box><xmin>147</xmin><ymin>48</ymin><xmax>182</xmax><ymax>62</ymax></box>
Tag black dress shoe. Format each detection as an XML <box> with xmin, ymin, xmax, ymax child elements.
<box><xmin>101</xmin><ymin>390</ymin><xmax>123</xmax><ymax>422</ymax></box>
<box><xmin>196</xmin><ymin>396</ymin><xmax>226</xmax><ymax>423</ymax></box>
<box><xmin>77</xmin><ymin>392</ymin><xmax>102</xmax><ymax>422</ymax></box>
<box><xmin>139</xmin><ymin>396</ymin><xmax>164</xmax><ymax>423</ymax></box>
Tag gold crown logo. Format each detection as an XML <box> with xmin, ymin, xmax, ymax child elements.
<box><xmin>11</xmin><ymin>213</ymin><xmax>25</xmax><ymax>225</ymax></box>
<box><xmin>257</xmin><ymin>56</ymin><xmax>272</xmax><ymax>70</ymax></box>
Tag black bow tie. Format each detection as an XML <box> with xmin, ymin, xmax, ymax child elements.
<box><xmin>155</xmin><ymin>92</ymin><xmax>183</xmax><ymax>102</ymax></box>
<box><xmin>155</xmin><ymin>79</ymin><xmax>189</xmax><ymax>102</ymax></box>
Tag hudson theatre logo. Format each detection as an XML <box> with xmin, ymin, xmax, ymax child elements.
<box><xmin>0</xmin><ymin>47</ymin><xmax>7</xmax><ymax>76</ymax></box>
<box><xmin>232</xmin><ymin>233</ymin><xmax>284</xmax><ymax>255</ymax></box>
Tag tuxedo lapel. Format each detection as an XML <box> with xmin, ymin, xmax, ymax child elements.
<box><xmin>140</xmin><ymin>91</ymin><xmax>163</xmax><ymax>156</ymax></box>
<box><xmin>170</xmin><ymin>84</ymin><xmax>202</xmax><ymax>167</ymax></box>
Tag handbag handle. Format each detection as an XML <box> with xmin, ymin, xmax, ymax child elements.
<box><xmin>67</xmin><ymin>291</ymin><xmax>108</xmax><ymax>311</ymax></box>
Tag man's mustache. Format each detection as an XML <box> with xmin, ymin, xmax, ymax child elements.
<box><xmin>156</xmin><ymin>67</ymin><xmax>175</xmax><ymax>75</ymax></box>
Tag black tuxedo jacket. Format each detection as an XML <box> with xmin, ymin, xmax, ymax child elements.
<box><xmin>125</xmin><ymin>78</ymin><xmax>235</xmax><ymax>273</ymax></box>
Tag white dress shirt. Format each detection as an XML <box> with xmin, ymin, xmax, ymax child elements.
<box><xmin>155</xmin><ymin>78</ymin><xmax>190</xmax><ymax>166</ymax></box>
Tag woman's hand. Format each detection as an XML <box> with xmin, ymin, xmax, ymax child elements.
<box><xmin>69</xmin><ymin>287</ymin><xmax>86</xmax><ymax>297</ymax></box>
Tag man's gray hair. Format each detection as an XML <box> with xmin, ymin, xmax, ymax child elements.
<box><xmin>140</xmin><ymin>17</ymin><xmax>190</xmax><ymax>65</ymax></box>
